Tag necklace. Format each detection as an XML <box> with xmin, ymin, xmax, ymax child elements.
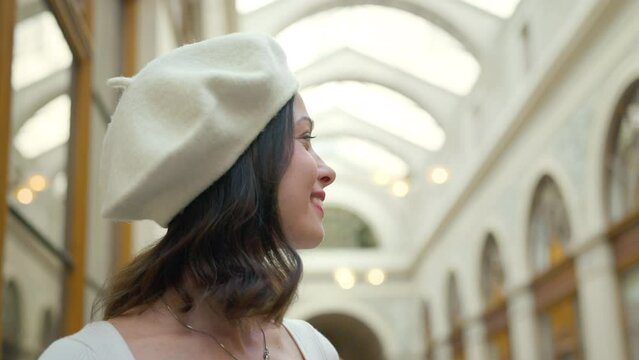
<box><xmin>163</xmin><ymin>301</ymin><xmax>270</xmax><ymax>360</ymax></box>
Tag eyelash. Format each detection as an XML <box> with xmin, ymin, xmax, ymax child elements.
<box><xmin>299</xmin><ymin>133</ymin><xmax>315</xmax><ymax>148</ymax></box>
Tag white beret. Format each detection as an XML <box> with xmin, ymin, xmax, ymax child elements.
<box><xmin>100</xmin><ymin>32</ymin><xmax>299</xmax><ymax>227</ymax></box>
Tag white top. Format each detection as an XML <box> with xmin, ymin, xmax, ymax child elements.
<box><xmin>39</xmin><ymin>319</ymin><xmax>338</xmax><ymax>360</ymax></box>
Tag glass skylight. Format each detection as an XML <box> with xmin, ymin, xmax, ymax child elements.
<box><xmin>313</xmin><ymin>136</ymin><xmax>409</xmax><ymax>181</ymax></box>
<box><xmin>235</xmin><ymin>0</ymin><xmax>278</xmax><ymax>14</ymax></box>
<box><xmin>301</xmin><ymin>81</ymin><xmax>445</xmax><ymax>151</ymax></box>
<box><xmin>277</xmin><ymin>5</ymin><xmax>479</xmax><ymax>95</ymax></box>
<box><xmin>14</xmin><ymin>95</ymin><xmax>70</xmax><ymax>159</ymax></box>
<box><xmin>12</xmin><ymin>10</ymin><xmax>72</xmax><ymax>90</ymax></box>
<box><xmin>460</xmin><ymin>0</ymin><xmax>521</xmax><ymax>18</ymax></box>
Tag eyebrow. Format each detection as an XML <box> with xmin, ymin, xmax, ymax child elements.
<box><xmin>296</xmin><ymin>116</ymin><xmax>314</xmax><ymax>131</ymax></box>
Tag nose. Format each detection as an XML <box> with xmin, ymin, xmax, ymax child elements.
<box><xmin>316</xmin><ymin>155</ymin><xmax>336</xmax><ymax>187</ymax></box>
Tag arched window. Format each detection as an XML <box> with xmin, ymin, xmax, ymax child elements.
<box><xmin>447</xmin><ymin>273</ymin><xmax>463</xmax><ymax>329</ymax></box>
<box><xmin>276</xmin><ymin>5</ymin><xmax>479</xmax><ymax>95</ymax></box>
<box><xmin>422</xmin><ymin>301</ymin><xmax>434</xmax><ymax>360</ymax></box>
<box><xmin>528</xmin><ymin>176</ymin><xmax>581</xmax><ymax>359</ymax></box>
<box><xmin>302</xmin><ymin>81</ymin><xmax>444</xmax><ymax>151</ymax></box>
<box><xmin>447</xmin><ymin>273</ymin><xmax>465</xmax><ymax>360</ymax></box>
<box><xmin>320</xmin><ymin>207</ymin><xmax>377</xmax><ymax>248</ymax></box>
<box><xmin>606</xmin><ymin>79</ymin><xmax>639</xmax><ymax>360</ymax></box>
<box><xmin>481</xmin><ymin>235</ymin><xmax>510</xmax><ymax>360</ymax></box>
<box><xmin>606</xmin><ymin>79</ymin><xmax>639</xmax><ymax>223</ymax></box>
<box><xmin>529</xmin><ymin>176</ymin><xmax>571</xmax><ymax>273</ymax></box>
<box><xmin>2</xmin><ymin>281</ymin><xmax>23</xmax><ymax>360</ymax></box>
<box><xmin>481</xmin><ymin>234</ymin><xmax>505</xmax><ymax>308</ymax></box>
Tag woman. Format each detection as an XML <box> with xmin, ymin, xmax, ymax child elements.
<box><xmin>40</xmin><ymin>32</ymin><xmax>338</xmax><ymax>359</ymax></box>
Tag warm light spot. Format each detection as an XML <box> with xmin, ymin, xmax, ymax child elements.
<box><xmin>372</xmin><ymin>171</ymin><xmax>391</xmax><ymax>186</ymax></box>
<box><xmin>429</xmin><ymin>166</ymin><xmax>450</xmax><ymax>185</ymax></box>
<box><xmin>334</xmin><ymin>267</ymin><xmax>356</xmax><ymax>290</ymax></box>
<box><xmin>367</xmin><ymin>268</ymin><xmax>385</xmax><ymax>286</ymax></box>
<box><xmin>29</xmin><ymin>174</ymin><xmax>48</xmax><ymax>192</ymax></box>
<box><xmin>391</xmin><ymin>180</ymin><xmax>410</xmax><ymax>197</ymax></box>
<box><xmin>16</xmin><ymin>187</ymin><xmax>34</xmax><ymax>205</ymax></box>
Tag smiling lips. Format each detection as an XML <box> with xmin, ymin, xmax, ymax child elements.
<box><xmin>311</xmin><ymin>191</ymin><xmax>325</xmax><ymax>216</ymax></box>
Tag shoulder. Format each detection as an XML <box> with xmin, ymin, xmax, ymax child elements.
<box><xmin>39</xmin><ymin>337</ymin><xmax>95</xmax><ymax>360</ymax></box>
<box><xmin>283</xmin><ymin>318</ymin><xmax>339</xmax><ymax>360</ymax></box>
<box><xmin>39</xmin><ymin>321</ymin><xmax>133</xmax><ymax>360</ymax></box>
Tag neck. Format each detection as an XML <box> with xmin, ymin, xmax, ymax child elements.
<box><xmin>159</xmin><ymin>288</ymin><xmax>267</xmax><ymax>352</ymax></box>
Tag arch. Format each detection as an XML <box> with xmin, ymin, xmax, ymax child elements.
<box><xmin>289</xmin><ymin>299</ymin><xmax>396</xmax><ymax>358</ymax></box>
<box><xmin>301</xmin><ymin>81</ymin><xmax>445</xmax><ymax>151</ymax></box>
<box><xmin>240</xmin><ymin>0</ymin><xmax>499</xmax><ymax>59</ymax></box>
<box><xmin>447</xmin><ymin>272</ymin><xmax>463</xmax><ymax>329</ymax></box>
<box><xmin>324</xmin><ymin>182</ymin><xmax>403</xmax><ymax>249</ymax></box>
<box><xmin>12</xmin><ymin>69</ymin><xmax>71</xmax><ymax>136</ymax></box>
<box><xmin>422</xmin><ymin>300</ymin><xmax>435</xmax><ymax>359</ymax></box>
<box><xmin>273</xmin><ymin>5</ymin><xmax>480</xmax><ymax>95</ymax></box>
<box><xmin>297</xmin><ymin>47</ymin><xmax>458</xmax><ymax>125</ymax></box>
<box><xmin>321</xmin><ymin>206</ymin><xmax>378</xmax><ymax>248</ymax></box>
<box><xmin>517</xmin><ymin>158</ymin><xmax>581</xmax><ymax>282</ymax></box>
<box><xmin>480</xmin><ymin>233</ymin><xmax>505</xmax><ymax>309</ymax></box>
<box><xmin>527</xmin><ymin>175</ymin><xmax>572</xmax><ymax>274</ymax></box>
<box><xmin>2</xmin><ymin>280</ymin><xmax>23</xmax><ymax>359</ymax></box>
<box><xmin>603</xmin><ymin>79</ymin><xmax>639</xmax><ymax>224</ymax></box>
<box><xmin>313</xmin><ymin>133</ymin><xmax>413</xmax><ymax>177</ymax></box>
<box><xmin>309</xmin><ymin>313</ymin><xmax>385</xmax><ymax>360</ymax></box>
<box><xmin>13</xmin><ymin>94</ymin><xmax>71</xmax><ymax>159</ymax></box>
<box><xmin>588</xmin><ymin>51</ymin><xmax>639</xmax><ymax>232</ymax></box>
<box><xmin>314</xmin><ymin>108</ymin><xmax>427</xmax><ymax>172</ymax></box>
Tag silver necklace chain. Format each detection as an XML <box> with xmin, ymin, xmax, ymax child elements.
<box><xmin>163</xmin><ymin>301</ymin><xmax>270</xmax><ymax>360</ymax></box>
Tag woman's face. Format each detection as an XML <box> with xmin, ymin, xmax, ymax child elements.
<box><xmin>278</xmin><ymin>94</ymin><xmax>336</xmax><ymax>249</ymax></box>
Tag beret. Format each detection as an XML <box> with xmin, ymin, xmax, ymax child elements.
<box><xmin>100</xmin><ymin>32</ymin><xmax>299</xmax><ymax>227</ymax></box>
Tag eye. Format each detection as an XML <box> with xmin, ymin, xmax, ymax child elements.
<box><xmin>299</xmin><ymin>132</ymin><xmax>316</xmax><ymax>148</ymax></box>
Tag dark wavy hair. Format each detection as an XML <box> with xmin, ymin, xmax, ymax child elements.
<box><xmin>97</xmin><ymin>96</ymin><xmax>300</xmax><ymax>323</ymax></box>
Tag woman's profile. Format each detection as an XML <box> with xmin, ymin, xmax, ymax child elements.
<box><xmin>39</xmin><ymin>32</ymin><xmax>338</xmax><ymax>360</ymax></box>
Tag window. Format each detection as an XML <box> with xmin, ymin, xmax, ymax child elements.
<box><xmin>606</xmin><ymin>80</ymin><xmax>639</xmax><ymax>223</ymax></box>
<box><xmin>448</xmin><ymin>273</ymin><xmax>463</xmax><ymax>329</ymax></box>
<box><xmin>302</xmin><ymin>81</ymin><xmax>445</xmax><ymax>151</ymax></box>
<box><xmin>481</xmin><ymin>235</ymin><xmax>505</xmax><ymax>308</ymax></box>
<box><xmin>529</xmin><ymin>176</ymin><xmax>571</xmax><ymax>273</ymax></box>
<box><xmin>277</xmin><ymin>5</ymin><xmax>479</xmax><ymax>95</ymax></box>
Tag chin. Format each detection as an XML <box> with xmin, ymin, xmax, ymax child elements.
<box><xmin>291</xmin><ymin>232</ymin><xmax>325</xmax><ymax>250</ymax></box>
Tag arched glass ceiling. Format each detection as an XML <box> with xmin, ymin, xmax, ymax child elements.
<box><xmin>277</xmin><ymin>5</ymin><xmax>480</xmax><ymax>95</ymax></box>
<box><xmin>301</xmin><ymin>81</ymin><xmax>445</xmax><ymax>151</ymax></box>
<box><xmin>12</xmin><ymin>10</ymin><xmax>72</xmax><ymax>90</ymax></box>
<box><xmin>313</xmin><ymin>136</ymin><xmax>409</xmax><ymax>183</ymax></box>
<box><xmin>461</xmin><ymin>0</ymin><xmax>522</xmax><ymax>18</ymax></box>
<box><xmin>14</xmin><ymin>95</ymin><xmax>70</xmax><ymax>159</ymax></box>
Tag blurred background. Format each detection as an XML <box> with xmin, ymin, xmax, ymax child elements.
<box><xmin>1</xmin><ymin>0</ymin><xmax>639</xmax><ymax>359</ymax></box>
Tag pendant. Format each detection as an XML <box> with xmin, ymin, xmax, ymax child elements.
<box><xmin>263</xmin><ymin>349</ymin><xmax>270</xmax><ymax>360</ymax></box>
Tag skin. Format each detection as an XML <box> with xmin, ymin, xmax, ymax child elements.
<box><xmin>278</xmin><ymin>94</ymin><xmax>336</xmax><ymax>249</ymax></box>
<box><xmin>110</xmin><ymin>94</ymin><xmax>336</xmax><ymax>360</ymax></box>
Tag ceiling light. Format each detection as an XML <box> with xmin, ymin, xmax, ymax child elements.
<box><xmin>367</xmin><ymin>268</ymin><xmax>385</xmax><ymax>286</ymax></box>
<box><xmin>429</xmin><ymin>166</ymin><xmax>449</xmax><ymax>184</ymax></box>
<box><xmin>16</xmin><ymin>187</ymin><xmax>34</xmax><ymax>205</ymax></box>
<box><xmin>334</xmin><ymin>267</ymin><xmax>356</xmax><ymax>290</ymax></box>
<box><xmin>28</xmin><ymin>174</ymin><xmax>47</xmax><ymax>192</ymax></box>
<box><xmin>391</xmin><ymin>180</ymin><xmax>410</xmax><ymax>197</ymax></box>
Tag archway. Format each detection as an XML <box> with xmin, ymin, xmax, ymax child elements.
<box><xmin>308</xmin><ymin>313</ymin><xmax>385</xmax><ymax>360</ymax></box>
